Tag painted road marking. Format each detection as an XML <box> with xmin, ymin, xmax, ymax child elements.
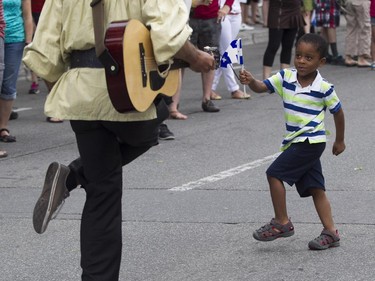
<box><xmin>169</xmin><ymin>153</ymin><xmax>280</xmax><ymax>192</ymax></box>
<box><xmin>13</xmin><ymin>107</ymin><xmax>32</xmax><ymax>112</ymax></box>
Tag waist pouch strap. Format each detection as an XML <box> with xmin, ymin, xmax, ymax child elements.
<box><xmin>70</xmin><ymin>48</ymin><xmax>104</xmax><ymax>69</ymax></box>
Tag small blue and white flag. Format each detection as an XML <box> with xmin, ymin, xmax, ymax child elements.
<box><xmin>220</xmin><ymin>38</ymin><xmax>243</xmax><ymax>68</ymax></box>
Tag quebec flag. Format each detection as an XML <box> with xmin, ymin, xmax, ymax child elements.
<box><xmin>220</xmin><ymin>38</ymin><xmax>243</xmax><ymax>68</ymax></box>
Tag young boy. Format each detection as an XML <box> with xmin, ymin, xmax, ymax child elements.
<box><xmin>239</xmin><ymin>33</ymin><xmax>345</xmax><ymax>250</ymax></box>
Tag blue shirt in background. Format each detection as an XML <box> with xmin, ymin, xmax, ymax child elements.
<box><xmin>3</xmin><ymin>0</ymin><xmax>24</xmax><ymax>43</ymax></box>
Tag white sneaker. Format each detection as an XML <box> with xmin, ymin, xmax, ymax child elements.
<box><xmin>240</xmin><ymin>23</ymin><xmax>254</xmax><ymax>31</ymax></box>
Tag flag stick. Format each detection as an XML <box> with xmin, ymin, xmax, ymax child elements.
<box><xmin>230</xmin><ymin>65</ymin><xmax>248</xmax><ymax>94</ymax></box>
<box><xmin>237</xmin><ymin>38</ymin><xmax>246</xmax><ymax>94</ymax></box>
<box><xmin>241</xmin><ymin>65</ymin><xmax>246</xmax><ymax>94</ymax></box>
<box><xmin>230</xmin><ymin>64</ymin><xmax>240</xmax><ymax>80</ymax></box>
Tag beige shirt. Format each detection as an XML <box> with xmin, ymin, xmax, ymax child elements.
<box><xmin>23</xmin><ymin>0</ymin><xmax>192</xmax><ymax>121</ymax></box>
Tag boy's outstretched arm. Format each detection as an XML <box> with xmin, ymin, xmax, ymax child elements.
<box><xmin>332</xmin><ymin>108</ymin><xmax>345</xmax><ymax>156</ymax></box>
<box><xmin>239</xmin><ymin>69</ymin><xmax>268</xmax><ymax>93</ymax></box>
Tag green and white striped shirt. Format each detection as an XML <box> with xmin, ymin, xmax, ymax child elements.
<box><xmin>264</xmin><ymin>69</ymin><xmax>342</xmax><ymax>151</ymax></box>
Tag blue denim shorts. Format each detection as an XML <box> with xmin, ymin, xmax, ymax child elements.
<box><xmin>266</xmin><ymin>140</ymin><xmax>326</xmax><ymax>197</ymax></box>
<box><xmin>0</xmin><ymin>38</ymin><xmax>4</xmax><ymax>91</ymax></box>
<box><xmin>371</xmin><ymin>17</ymin><xmax>375</xmax><ymax>26</ymax></box>
<box><xmin>189</xmin><ymin>17</ymin><xmax>221</xmax><ymax>50</ymax></box>
<box><xmin>1</xmin><ymin>42</ymin><xmax>24</xmax><ymax>100</ymax></box>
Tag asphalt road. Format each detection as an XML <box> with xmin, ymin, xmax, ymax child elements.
<box><xmin>1</xmin><ymin>21</ymin><xmax>375</xmax><ymax>281</ymax></box>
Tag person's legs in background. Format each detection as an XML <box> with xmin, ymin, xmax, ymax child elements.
<box><xmin>279</xmin><ymin>28</ymin><xmax>298</xmax><ymax>70</ymax></box>
<box><xmin>262</xmin><ymin>0</ymin><xmax>269</xmax><ymax>27</ymax></box>
<box><xmin>240</xmin><ymin>0</ymin><xmax>254</xmax><ymax>30</ymax></box>
<box><xmin>189</xmin><ymin>17</ymin><xmax>221</xmax><ymax>112</ymax></box>
<box><xmin>263</xmin><ymin>28</ymin><xmax>283</xmax><ymax>79</ymax></box>
<box><xmin>355</xmin><ymin>1</ymin><xmax>371</xmax><ymax>67</ymax></box>
<box><xmin>0</xmin><ymin>42</ymin><xmax>24</xmax><ymax>142</ymax></box>
<box><xmin>302</xmin><ymin>0</ymin><xmax>313</xmax><ymax>34</ymax></box>
<box><xmin>320</xmin><ymin>27</ymin><xmax>344</xmax><ymax>65</ymax></box>
<box><xmin>344</xmin><ymin>2</ymin><xmax>357</xmax><ymax>66</ymax></box>
<box><xmin>371</xmin><ymin>15</ymin><xmax>375</xmax><ymax>70</ymax></box>
<box><xmin>28</xmin><ymin>12</ymin><xmax>40</xmax><ymax>95</ymax></box>
<box><xmin>28</xmin><ymin>71</ymin><xmax>40</xmax><ymax>94</ymax></box>
<box><xmin>240</xmin><ymin>0</ymin><xmax>250</xmax><ymax>25</ymax></box>
<box><xmin>0</xmin><ymin>37</ymin><xmax>7</xmax><ymax>157</ymax></box>
<box><xmin>168</xmin><ymin>69</ymin><xmax>188</xmax><ymax>120</ymax></box>
<box><xmin>250</xmin><ymin>0</ymin><xmax>259</xmax><ymax>25</ymax></box>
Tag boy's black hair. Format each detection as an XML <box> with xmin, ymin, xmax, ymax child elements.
<box><xmin>296</xmin><ymin>33</ymin><xmax>328</xmax><ymax>59</ymax></box>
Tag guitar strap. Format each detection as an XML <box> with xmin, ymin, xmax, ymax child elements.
<box><xmin>90</xmin><ymin>0</ymin><xmax>119</xmax><ymax>75</ymax></box>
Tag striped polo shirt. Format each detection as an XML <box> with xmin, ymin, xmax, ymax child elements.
<box><xmin>264</xmin><ymin>68</ymin><xmax>342</xmax><ymax>151</ymax></box>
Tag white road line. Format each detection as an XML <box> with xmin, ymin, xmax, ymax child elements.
<box><xmin>13</xmin><ymin>107</ymin><xmax>32</xmax><ymax>112</ymax></box>
<box><xmin>169</xmin><ymin>153</ymin><xmax>280</xmax><ymax>192</ymax></box>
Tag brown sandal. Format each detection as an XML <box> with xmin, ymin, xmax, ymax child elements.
<box><xmin>0</xmin><ymin>128</ymin><xmax>16</xmax><ymax>142</ymax></box>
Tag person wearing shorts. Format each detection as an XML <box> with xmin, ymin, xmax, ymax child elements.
<box><xmin>239</xmin><ymin>33</ymin><xmax>346</xmax><ymax>250</ymax></box>
<box><xmin>267</xmin><ymin>140</ymin><xmax>326</xmax><ymax>198</ymax></box>
<box><xmin>189</xmin><ymin>0</ymin><xmax>233</xmax><ymax>112</ymax></box>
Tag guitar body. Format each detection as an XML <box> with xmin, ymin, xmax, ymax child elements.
<box><xmin>104</xmin><ymin>21</ymin><xmax>133</xmax><ymax>112</ymax></box>
<box><xmin>104</xmin><ymin>20</ymin><xmax>180</xmax><ymax>113</ymax></box>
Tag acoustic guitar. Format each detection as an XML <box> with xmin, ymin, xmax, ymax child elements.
<box><xmin>103</xmin><ymin>19</ymin><xmax>219</xmax><ymax>113</ymax></box>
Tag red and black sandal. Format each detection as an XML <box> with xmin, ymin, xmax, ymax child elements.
<box><xmin>253</xmin><ymin>218</ymin><xmax>295</xmax><ymax>241</ymax></box>
<box><xmin>308</xmin><ymin>229</ymin><xmax>340</xmax><ymax>250</ymax></box>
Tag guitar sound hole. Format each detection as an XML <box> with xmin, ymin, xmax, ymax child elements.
<box><xmin>149</xmin><ymin>70</ymin><xmax>166</xmax><ymax>91</ymax></box>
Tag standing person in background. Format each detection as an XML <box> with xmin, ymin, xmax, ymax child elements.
<box><xmin>240</xmin><ymin>0</ymin><xmax>254</xmax><ymax>30</ymax></box>
<box><xmin>0</xmin><ymin>0</ymin><xmax>33</xmax><ymax>143</ymax></box>
<box><xmin>28</xmin><ymin>0</ymin><xmax>43</xmax><ymax>95</ymax></box>
<box><xmin>249</xmin><ymin>0</ymin><xmax>260</xmax><ymax>25</ymax></box>
<box><xmin>314</xmin><ymin>0</ymin><xmax>345</xmax><ymax>65</ymax></box>
<box><xmin>262</xmin><ymin>0</ymin><xmax>269</xmax><ymax>27</ymax></box>
<box><xmin>23</xmin><ymin>1</ymin><xmax>215</xmax><ymax>279</ymax></box>
<box><xmin>0</xmin><ymin>0</ymin><xmax>7</xmax><ymax>157</ymax></box>
<box><xmin>167</xmin><ymin>0</ymin><xmax>213</xmax><ymax>120</ymax></box>
<box><xmin>211</xmin><ymin>0</ymin><xmax>251</xmax><ymax>99</ymax></box>
<box><xmin>28</xmin><ymin>0</ymin><xmax>63</xmax><ymax>123</ymax></box>
<box><xmin>302</xmin><ymin>0</ymin><xmax>314</xmax><ymax>34</ymax></box>
<box><xmin>190</xmin><ymin>0</ymin><xmax>234</xmax><ymax>112</ymax></box>
<box><xmin>296</xmin><ymin>0</ymin><xmax>314</xmax><ymax>42</ymax></box>
<box><xmin>371</xmin><ymin>0</ymin><xmax>375</xmax><ymax>70</ymax></box>
<box><xmin>167</xmin><ymin>68</ymin><xmax>189</xmax><ymax>120</ymax></box>
<box><xmin>343</xmin><ymin>0</ymin><xmax>371</xmax><ymax>67</ymax></box>
<box><xmin>262</xmin><ymin>0</ymin><xmax>305</xmax><ymax>79</ymax></box>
